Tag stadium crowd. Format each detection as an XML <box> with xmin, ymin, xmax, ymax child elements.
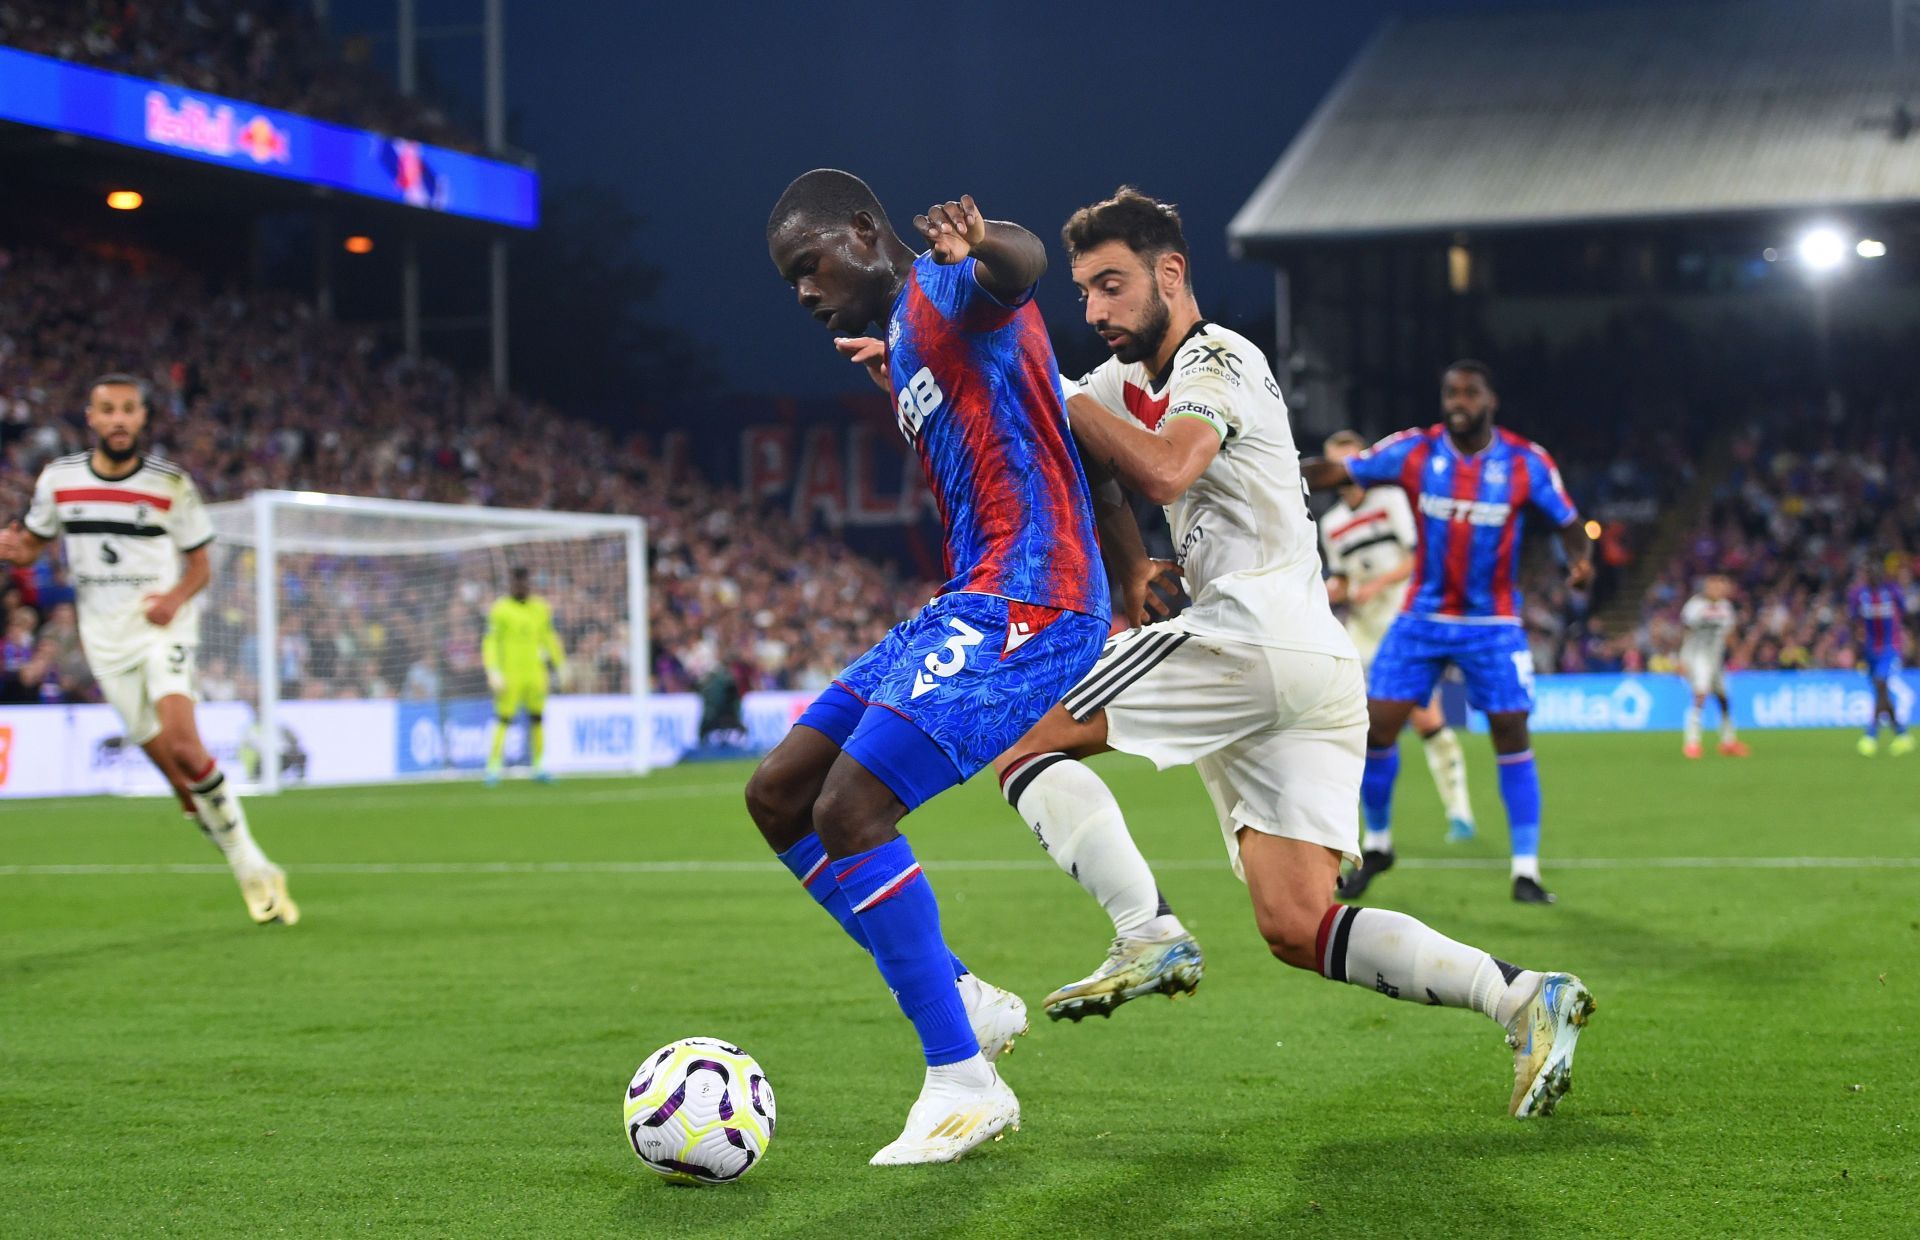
<box><xmin>0</xmin><ymin>0</ymin><xmax>481</xmax><ymax>151</ymax></box>
<box><xmin>0</xmin><ymin>245</ymin><xmax>926</xmax><ymax>705</ymax></box>
<box><xmin>8</xmin><ymin>242</ymin><xmax>1919</xmax><ymax>710</ymax></box>
<box><xmin>1634</xmin><ymin>408</ymin><xmax>1920</xmax><ymax>673</ymax></box>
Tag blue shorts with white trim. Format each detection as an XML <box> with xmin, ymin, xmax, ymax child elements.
<box><xmin>794</xmin><ymin>592</ymin><xmax>1106</xmax><ymax>810</ymax></box>
<box><xmin>1369</xmin><ymin>615</ymin><xmax>1536</xmax><ymax>715</ymax></box>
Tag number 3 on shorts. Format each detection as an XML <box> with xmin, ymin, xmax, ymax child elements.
<box><xmin>169</xmin><ymin>644</ymin><xmax>189</xmax><ymax>672</ymax></box>
<box><xmin>1510</xmin><ymin>649</ymin><xmax>1536</xmax><ymax>697</ymax></box>
<box><xmin>911</xmin><ymin>618</ymin><xmax>983</xmax><ymax>699</ymax></box>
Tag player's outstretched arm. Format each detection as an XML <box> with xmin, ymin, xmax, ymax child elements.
<box><xmin>1299</xmin><ymin>457</ymin><xmax>1353</xmax><ymax>492</ymax></box>
<box><xmin>0</xmin><ymin>522</ymin><xmax>49</xmax><ymax>566</ymax></box>
<box><xmin>1067</xmin><ymin>394</ymin><xmax>1219</xmax><ymax>507</ymax></box>
<box><xmin>1558</xmin><ymin>520</ymin><xmax>1595</xmax><ymax>590</ymax></box>
<box><xmin>912</xmin><ymin>195</ymin><xmax>1046</xmax><ymax>300</ymax></box>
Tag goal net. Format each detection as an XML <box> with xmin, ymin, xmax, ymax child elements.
<box><xmin>201</xmin><ymin>491</ymin><xmax>648</xmax><ymax>791</ymax></box>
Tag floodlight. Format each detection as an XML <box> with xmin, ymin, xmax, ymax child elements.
<box><xmin>1797</xmin><ymin>227</ymin><xmax>1848</xmax><ymax>272</ymax></box>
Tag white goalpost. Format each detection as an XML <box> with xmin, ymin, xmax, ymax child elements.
<box><xmin>202</xmin><ymin>491</ymin><xmax>649</xmax><ymax>792</ymax></box>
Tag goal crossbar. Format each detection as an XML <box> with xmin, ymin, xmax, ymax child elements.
<box><xmin>207</xmin><ymin>491</ymin><xmax>650</xmax><ymax>792</ymax></box>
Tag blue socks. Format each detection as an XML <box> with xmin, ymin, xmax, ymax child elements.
<box><xmin>831</xmin><ymin>836</ymin><xmax>978</xmax><ymax>1067</ymax></box>
<box><xmin>1496</xmin><ymin>750</ymin><xmax>1542</xmax><ymax>860</ymax></box>
<box><xmin>777</xmin><ymin>832</ymin><xmax>872</xmax><ymax>951</ymax></box>
<box><xmin>1361</xmin><ymin>746</ymin><xmax>1400</xmax><ymax>842</ymax></box>
<box><xmin>777</xmin><ymin>832</ymin><xmax>967</xmax><ymax>979</ymax></box>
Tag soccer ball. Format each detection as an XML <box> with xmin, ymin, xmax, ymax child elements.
<box><xmin>623</xmin><ymin>1038</ymin><xmax>775</xmax><ymax>1185</ymax></box>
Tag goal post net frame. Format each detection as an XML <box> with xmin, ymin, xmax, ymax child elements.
<box><xmin>211</xmin><ymin>490</ymin><xmax>650</xmax><ymax>793</ymax></box>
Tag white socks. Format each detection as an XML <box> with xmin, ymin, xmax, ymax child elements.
<box><xmin>1319</xmin><ymin>904</ymin><xmax>1542</xmax><ymax>1027</ymax></box>
<box><xmin>187</xmin><ymin>764</ymin><xmax>270</xmax><ymax>874</ymax></box>
<box><xmin>1510</xmin><ymin>854</ymin><xmax>1541</xmax><ymax>882</ymax></box>
<box><xmin>926</xmin><ymin>1053</ymin><xmax>994</xmax><ymax>1090</ymax></box>
<box><xmin>1687</xmin><ymin>705</ymin><xmax>1738</xmax><ymax>746</ymax></box>
<box><xmin>1421</xmin><ymin>726</ymin><xmax>1472</xmax><ymax>822</ymax></box>
<box><xmin>1002</xmin><ymin>754</ymin><xmax>1183</xmax><ymax>941</ymax></box>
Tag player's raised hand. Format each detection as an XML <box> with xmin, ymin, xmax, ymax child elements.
<box><xmin>834</xmin><ymin>336</ymin><xmax>890</xmax><ymax>393</ymax></box>
<box><xmin>913</xmin><ymin>195</ymin><xmax>986</xmax><ymax>265</ymax></box>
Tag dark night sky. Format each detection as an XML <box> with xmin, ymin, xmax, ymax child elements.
<box><xmin>335</xmin><ymin>0</ymin><xmax>1605</xmax><ymax>397</ymax></box>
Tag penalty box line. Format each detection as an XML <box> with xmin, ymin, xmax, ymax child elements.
<box><xmin>2</xmin><ymin>857</ymin><xmax>1919</xmax><ymax>877</ymax></box>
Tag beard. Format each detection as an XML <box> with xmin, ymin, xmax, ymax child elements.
<box><xmin>1446</xmin><ymin>408</ymin><xmax>1491</xmax><ymax>439</ymax></box>
<box><xmin>98</xmin><ymin>436</ymin><xmax>140</xmax><ymax>463</ymax></box>
<box><xmin>1109</xmin><ymin>285</ymin><xmax>1172</xmax><ymax>365</ymax></box>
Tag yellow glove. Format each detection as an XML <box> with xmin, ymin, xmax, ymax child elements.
<box><xmin>486</xmin><ymin>667</ymin><xmax>505</xmax><ymax>694</ymax></box>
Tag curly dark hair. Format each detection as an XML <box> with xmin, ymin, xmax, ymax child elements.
<box><xmin>1061</xmin><ymin>187</ymin><xmax>1190</xmax><ymax>286</ymax></box>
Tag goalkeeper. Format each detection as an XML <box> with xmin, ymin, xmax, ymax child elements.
<box><xmin>483</xmin><ymin>566</ymin><xmax>568</xmax><ymax>784</ymax></box>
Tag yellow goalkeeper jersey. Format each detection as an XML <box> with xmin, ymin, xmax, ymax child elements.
<box><xmin>483</xmin><ymin>595</ymin><xmax>566</xmax><ymax>681</ymax></box>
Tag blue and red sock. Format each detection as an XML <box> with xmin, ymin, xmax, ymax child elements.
<box><xmin>776</xmin><ymin>832</ymin><xmax>967</xmax><ymax>980</ymax></box>
<box><xmin>831</xmin><ymin>836</ymin><xmax>978</xmax><ymax>1067</ymax></box>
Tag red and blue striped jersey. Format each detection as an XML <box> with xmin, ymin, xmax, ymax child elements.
<box><xmin>1850</xmin><ymin>584</ymin><xmax>1906</xmax><ymax>655</ymax></box>
<box><xmin>1347</xmin><ymin>424</ymin><xmax>1578</xmax><ymax>623</ymax></box>
<box><xmin>885</xmin><ymin>254</ymin><xmax>1106</xmax><ymax>619</ymax></box>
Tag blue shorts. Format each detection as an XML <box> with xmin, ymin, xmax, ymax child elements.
<box><xmin>1869</xmin><ymin>650</ymin><xmax>1904</xmax><ymax>683</ymax></box>
<box><xmin>795</xmin><ymin>592</ymin><xmax>1107</xmax><ymax>811</ymax></box>
<box><xmin>1370</xmin><ymin>616</ymin><xmax>1536</xmax><ymax>715</ymax></box>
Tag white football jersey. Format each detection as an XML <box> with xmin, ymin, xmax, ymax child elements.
<box><xmin>1071</xmin><ymin>322</ymin><xmax>1354</xmax><ymax>657</ymax></box>
<box><xmin>1320</xmin><ymin>487</ymin><xmax>1418</xmax><ymax>632</ymax></box>
<box><xmin>24</xmin><ymin>453</ymin><xmax>215</xmax><ymax>675</ymax></box>
<box><xmin>1680</xmin><ymin>594</ymin><xmax>1737</xmax><ymax>666</ymax></box>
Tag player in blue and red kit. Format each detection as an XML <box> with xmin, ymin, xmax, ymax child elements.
<box><xmin>1849</xmin><ymin>560</ymin><xmax>1912</xmax><ymax>756</ymax></box>
<box><xmin>755</xmin><ymin>171</ymin><xmax>1109</xmax><ymax>1165</ymax></box>
<box><xmin>1303</xmin><ymin>361</ymin><xmax>1594</xmax><ymax>904</ymax></box>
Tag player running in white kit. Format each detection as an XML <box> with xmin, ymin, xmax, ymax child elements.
<box><xmin>0</xmin><ymin>375</ymin><xmax>298</xmax><ymax>925</ymax></box>
<box><xmin>1679</xmin><ymin>574</ymin><xmax>1747</xmax><ymax>760</ymax></box>
<box><xmin>1319</xmin><ymin>430</ymin><xmax>1475</xmax><ymax>842</ymax></box>
<box><xmin>991</xmin><ymin>190</ymin><xmax>1593</xmax><ymax>1117</ymax></box>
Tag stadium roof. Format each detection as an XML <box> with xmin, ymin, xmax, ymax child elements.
<box><xmin>1229</xmin><ymin>0</ymin><xmax>1920</xmax><ymax>249</ymax></box>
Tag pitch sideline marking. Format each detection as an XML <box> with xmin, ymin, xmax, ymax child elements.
<box><xmin>2</xmin><ymin>856</ymin><xmax>1918</xmax><ymax>877</ymax></box>
<box><xmin>19</xmin><ymin>781</ymin><xmax>748</xmax><ymax>813</ymax></box>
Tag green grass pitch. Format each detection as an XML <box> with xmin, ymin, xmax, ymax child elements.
<box><xmin>3</xmin><ymin>729</ymin><xmax>1916</xmax><ymax>1237</ymax></box>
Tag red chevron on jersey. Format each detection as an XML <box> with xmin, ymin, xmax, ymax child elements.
<box><xmin>1122</xmin><ymin>381</ymin><xmax>1170</xmax><ymax>429</ymax></box>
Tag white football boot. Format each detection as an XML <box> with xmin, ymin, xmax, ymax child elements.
<box><xmin>869</xmin><ymin>1058</ymin><xmax>1019</xmax><ymax>1166</ymax></box>
<box><xmin>1507</xmin><ymin>972</ymin><xmax>1595</xmax><ymax>1117</ymax></box>
<box><xmin>957</xmin><ymin>974</ymin><xmax>1029</xmax><ymax>1061</ymax></box>
<box><xmin>1043</xmin><ymin>932</ymin><xmax>1204</xmax><ymax>1022</ymax></box>
<box><xmin>238</xmin><ymin>864</ymin><xmax>300</xmax><ymax>926</ymax></box>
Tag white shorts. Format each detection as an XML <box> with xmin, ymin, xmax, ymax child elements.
<box><xmin>1345</xmin><ymin>616</ymin><xmax>1387</xmax><ymax>671</ymax></box>
<box><xmin>96</xmin><ymin>640</ymin><xmax>198</xmax><ymax>746</ymax></box>
<box><xmin>1682</xmin><ymin>655</ymin><xmax>1727</xmax><ymax>698</ymax></box>
<box><xmin>1060</xmin><ymin>618</ymin><xmax>1367</xmax><ymax>877</ymax></box>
